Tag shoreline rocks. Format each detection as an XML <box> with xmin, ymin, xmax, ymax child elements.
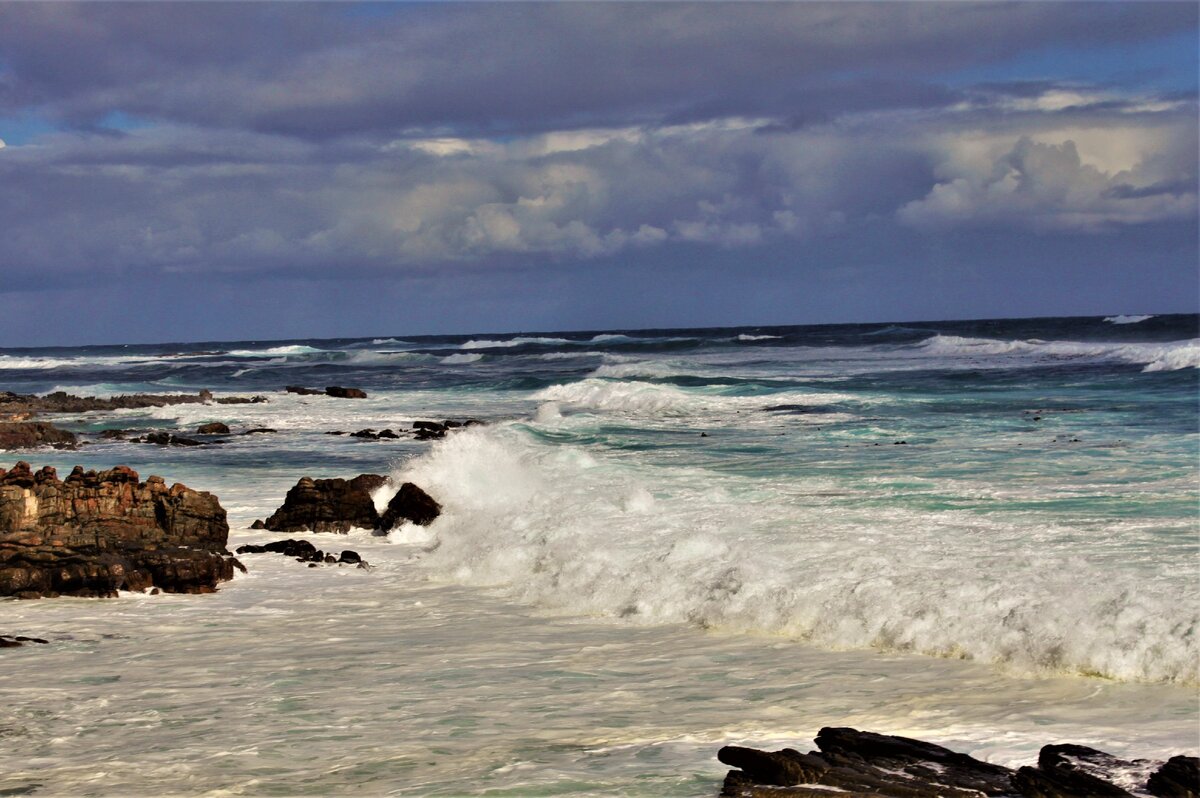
<box><xmin>0</xmin><ymin>461</ymin><xmax>241</xmax><ymax>599</ymax></box>
<box><xmin>718</xmin><ymin>727</ymin><xmax>1199</xmax><ymax>798</ymax></box>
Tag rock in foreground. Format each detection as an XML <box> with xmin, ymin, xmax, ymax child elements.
<box><xmin>0</xmin><ymin>461</ymin><xmax>241</xmax><ymax>598</ymax></box>
<box><xmin>719</xmin><ymin>727</ymin><xmax>1199</xmax><ymax>798</ymax></box>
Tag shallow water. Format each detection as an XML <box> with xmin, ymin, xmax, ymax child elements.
<box><xmin>1</xmin><ymin>314</ymin><xmax>1197</xmax><ymax>795</ymax></box>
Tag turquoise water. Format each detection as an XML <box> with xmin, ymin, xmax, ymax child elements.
<box><xmin>0</xmin><ymin>314</ymin><xmax>1197</xmax><ymax>794</ymax></box>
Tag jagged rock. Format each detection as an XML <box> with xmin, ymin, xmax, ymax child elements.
<box><xmin>379</xmin><ymin>482</ymin><xmax>441</xmax><ymax>530</ymax></box>
<box><xmin>1148</xmin><ymin>756</ymin><xmax>1200</xmax><ymax>798</ymax></box>
<box><xmin>285</xmin><ymin>386</ymin><xmax>324</xmax><ymax>396</ymax></box>
<box><xmin>0</xmin><ymin>422</ymin><xmax>77</xmax><ymax>450</ymax></box>
<box><xmin>717</xmin><ymin>728</ymin><xmax>1198</xmax><ymax>798</ymax></box>
<box><xmin>197</xmin><ymin>422</ymin><xmax>231</xmax><ymax>435</ymax></box>
<box><xmin>0</xmin><ymin>461</ymin><xmax>239</xmax><ymax>598</ymax></box>
<box><xmin>351</xmin><ymin>429</ymin><xmax>378</xmax><ymax>439</ymax></box>
<box><xmin>413</xmin><ymin>421</ymin><xmax>447</xmax><ymax>432</ymax></box>
<box><xmin>325</xmin><ymin>386</ymin><xmax>367</xmax><ymax>399</ymax></box>
<box><xmin>414</xmin><ymin>427</ymin><xmax>445</xmax><ymax>441</ymax></box>
<box><xmin>263</xmin><ymin>474</ymin><xmax>387</xmax><ymax>533</ymax></box>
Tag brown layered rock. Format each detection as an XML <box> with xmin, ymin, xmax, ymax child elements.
<box><xmin>0</xmin><ymin>461</ymin><xmax>240</xmax><ymax>599</ymax></box>
<box><xmin>263</xmin><ymin>474</ymin><xmax>388</xmax><ymax>533</ymax></box>
<box><xmin>0</xmin><ymin>422</ymin><xmax>77</xmax><ymax>450</ymax></box>
<box><xmin>379</xmin><ymin>482</ymin><xmax>441</xmax><ymax>530</ymax></box>
<box><xmin>197</xmin><ymin>422</ymin><xmax>230</xmax><ymax>435</ymax></box>
<box><xmin>718</xmin><ymin>728</ymin><xmax>1198</xmax><ymax>798</ymax></box>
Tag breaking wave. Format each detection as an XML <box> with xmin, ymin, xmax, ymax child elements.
<box><xmin>1105</xmin><ymin>315</ymin><xmax>1155</xmax><ymax>325</ymax></box>
<box><xmin>916</xmin><ymin>335</ymin><xmax>1200</xmax><ymax>372</ymax></box>
<box><xmin>391</xmin><ymin>425</ymin><xmax>1199</xmax><ymax>684</ymax></box>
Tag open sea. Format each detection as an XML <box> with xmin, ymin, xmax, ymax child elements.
<box><xmin>1</xmin><ymin>313</ymin><xmax>1198</xmax><ymax>796</ymax></box>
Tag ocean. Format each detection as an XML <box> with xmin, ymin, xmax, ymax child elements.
<box><xmin>1</xmin><ymin>313</ymin><xmax>1197</xmax><ymax>796</ymax></box>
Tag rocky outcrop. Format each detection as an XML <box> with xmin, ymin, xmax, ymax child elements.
<box><xmin>0</xmin><ymin>422</ymin><xmax>78</xmax><ymax>450</ymax></box>
<box><xmin>379</xmin><ymin>483</ymin><xmax>442</xmax><ymax>530</ymax></box>
<box><xmin>263</xmin><ymin>474</ymin><xmax>388</xmax><ymax>533</ymax></box>
<box><xmin>197</xmin><ymin>422</ymin><xmax>230</xmax><ymax>434</ymax></box>
<box><xmin>718</xmin><ymin>728</ymin><xmax>1199</xmax><ymax>798</ymax></box>
<box><xmin>0</xmin><ymin>461</ymin><xmax>240</xmax><ymax>598</ymax></box>
<box><xmin>262</xmin><ymin>475</ymin><xmax>441</xmax><ymax>534</ymax></box>
<box><xmin>0</xmin><ymin>634</ymin><xmax>48</xmax><ymax>648</ymax></box>
<box><xmin>0</xmin><ymin>390</ymin><xmax>265</xmax><ymax>416</ymax></box>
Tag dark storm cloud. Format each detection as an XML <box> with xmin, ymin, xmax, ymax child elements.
<box><xmin>0</xmin><ymin>2</ymin><xmax>1194</xmax><ymax>138</ymax></box>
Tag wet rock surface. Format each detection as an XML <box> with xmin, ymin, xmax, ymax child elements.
<box><xmin>263</xmin><ymin>474</ymin><xmax>388</xmax><ymax>533</ymax></box>
<box><xmin>286</xmin><ymin>386</ymin><xmax>368</xmax><ymax>399</ymax></box>
<box><xmin>0</xmin><ymin>634</ymin><xmax>49</xmax><ymax>648</ymax></box>
<box><xmin>261</xmin><ymin>474</ymin><xmax>442</xmax><ymax>534</ymax></box>
<box><xmin>0</xmin><ymin>461</ymin><xmax>240</xmax><ymax>598</ymax></box>
<box><xmin>197</xmin><ymin>422</ymin><xmax>231</xmax><ymax>434</ymax></box>
<box><xmin>718</xmin><ymin>728</ymin><xmax>1199</xmax><ymax>798</ymax></box>
<box><xmin>235</xmin><ymin>538</ymin><xmax>368</xmax><ymax>568</ymax></box>
<box><xmin>0</xmin><ymin>421</ymin><xmax>78</xmax><ymax>450</ymax></box>
<box><xmin>379</xmin><ymin>482</ymin><xmax>442</xmax><ymax>530</ymax></box>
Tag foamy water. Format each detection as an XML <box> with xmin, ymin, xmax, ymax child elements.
<box><xmin>1</xmin><ymin>314</ymin><xmax>1197</xmax><ymax>795</ymax></box>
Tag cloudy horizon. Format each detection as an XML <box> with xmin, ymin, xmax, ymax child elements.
<box><xmin>0</xmin><ymin>2</ymin><xmax>1196</xmax><ymax>347</ymax></box>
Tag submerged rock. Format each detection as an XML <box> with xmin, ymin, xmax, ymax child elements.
<box><xmin>325</xmin><ymin>386</ymin><xmax>367</xmax><ymax>399</ymax></box>
<box><xmin>0</xmin><ymin>461</ymin><xmax>239</xmax><ymax>598</ymax></box>
<box><xmin>0</xmin><ymin>421</ymin><xmax>77</xmax><ymax>450</ymax></box>
<box><xmin>718</xmin><ymin>728</ymin><xmax>1199</xmax><ymax>798</ymax></box>
<box><xmin>263</xmin><ymin>474</ymin><xmax>387</xmax><ymax>533</ymax></box>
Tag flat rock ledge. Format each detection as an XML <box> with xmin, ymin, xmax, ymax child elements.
<box><xmin>0</xmin><ymin>461</ymin><xmax>241</xmax><ymax>598</ymax></box>
<box><xmin>260</xmin><ymin>474</ymin><xmax>441</xmax><ymax>534</ymax></box>
<box><xmin>718</xmin><ymin>727</ymin><xmax>1199</xmax><ymax>798</ymax></box>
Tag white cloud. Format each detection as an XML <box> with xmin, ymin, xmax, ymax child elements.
<box><xmin>899</xmin><ymin>134</ymin><xmax>1197</xmax><ymax>232</ymax></box>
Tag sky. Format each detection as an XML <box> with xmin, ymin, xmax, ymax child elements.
<box><xmin>0</xmin><ymin>2</ymin><xmax>1196</xmax><ymax>346</ymax></box>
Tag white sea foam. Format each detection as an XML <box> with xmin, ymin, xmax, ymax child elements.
<box><xmin>0</xmin><ymin>354</ymin><xmax>160</xmax><ymax>370</ymax></box>
<box><xmin>735</xmin><ymin>334</ymin><xmax>782</xmax><ymax>341</ymax></box>
<box><xmin>532</xmin><ymin>378</ymin><xmax>851</xmax><ymax>418</ymax></box>
<box><xmin>225</xmin><ymin>344</ymin><xmax>328</xmax><ymax>357</ymax></box>
<box><xmin>460</xmin><ymin>337</ymin><xmax>575</xmax><ymax>349</ymax></box>
<box><xmin>1105</xmin><ymin>315</ymin><xmax>1155</xmax><ymax>325</ymax></box>
<box><xmin>917</xmin><ymin>335</ymin><xmax>1200</xmax><ymax>371</ymax></box>
<box><xmin>392</xmin><ymin>425</ymin><xmax>1200</xmax><ymax>684</ymax></box>
<box><xmin>370</xmin><ymin>337</ymin><xmax>411</xmax><ymax>345</ymax></box>
<box><xmin>441</xmin><ymin>353</ymin><xmax>484</xmax><ymax>364</ymax></box>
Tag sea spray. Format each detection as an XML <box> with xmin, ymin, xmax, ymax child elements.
<box><xmin>389</xmin><ymin>424</ymin><xmax>1199</xmax><ymax>684</ymax></box>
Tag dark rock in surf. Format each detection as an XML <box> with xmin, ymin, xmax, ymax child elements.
<box><xmin>379</xmin><ymin>482</ymin><xmax>441</xmax><ymax>530</ymax></box>
<box><xmin>138</xmin><ymin>432</ymin><xmax>208</xmax><ymax>447</ymax></box>
<box><xmin>250</xmin><ymin>519</ymin><xmax>265</xmax><ymax>530</ymax></box>
<box><xmin>716</xmin><ymin>727</ymin><xmax>1197</xmax><ymax>798</ymax></box>
<box><xmin>285</xmin><ymin>386</ymin><xmax>324</xmax><ymax>396</ymax></box>
<box><xmin>0</xmin><ymin>461</ymin><xmax>238</xmax><ymax>598</ymax></box>
<box><xmin>0</xmin><ymin>389</ymin><xmax>263</xmax><ymax>417</ymax></box>
<box><xmin>413</xmin><ymin>421</ymin><xmax>447</xmax><ymax>432</ymax></box>
<box><xmin>325</xmin><ymin>386</ymin><xmax>367</xmax><ymax>399</ymax></box>
<box><xmin>1147</xmin><ymin>755</ymin><xmax>1200</xmax><ymax>798</ymax></box>
<box><xmin>241</xmin><ymin>428</ymin><xmax>276</xmax><ymax>435</ymax></box>
<box><xmin>263</xmin><ymin>474</ymin><xmax>387</xmax><ymax>533</ymax></box>
<box><xmin>377</xmin><ymin>429</ymin><xmax>399</xmax><ymax>439</ymax></box>
<box><xmin>0</xmin><ymin>422</ymin><xmax>77</xmax><ymax>450</ymax></box>
<box><xmin>197</xmin><ymin>422</ymin><xmax>231</xmax><ymax>435</ymax></box>
<box><xmin>235</xmin><ymin>538</ymin><xmax>368</xmax><ymax>568</ymax></box>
